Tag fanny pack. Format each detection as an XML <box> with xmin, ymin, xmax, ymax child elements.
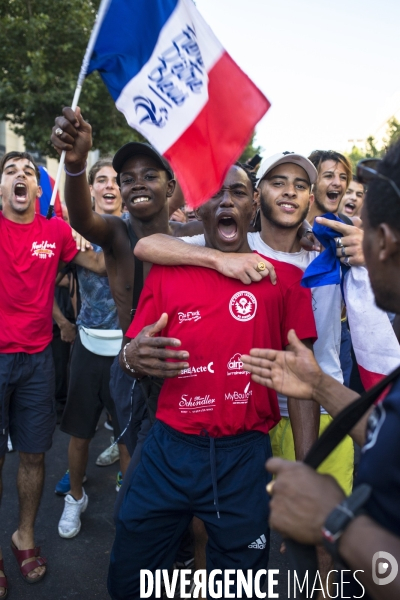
<box><xmin>79</xmin><ymin>327</ymin><xmax>123</xmax><ymax>356</ymax></box>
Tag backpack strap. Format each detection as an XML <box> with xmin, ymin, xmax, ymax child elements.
<box><xmin>304</xmin><ymin>364</ymin><xmax>400</xmax><ymax>469</ymax></box>
<box><xmin>126</xmin><ymin>221</ymin><xmax>144</xmax><ymax>321</ymax></box>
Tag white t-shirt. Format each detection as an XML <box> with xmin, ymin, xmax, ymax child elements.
<box><xmin>180</xmin><ymin>232</ymin><xmax>343</xmax><ymax>417</ymax></box>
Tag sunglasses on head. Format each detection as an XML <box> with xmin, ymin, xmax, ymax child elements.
<box><xmin>356</xmin><ymin>158</ymin><xmax>400</xmax><ymax>199</ymax></box>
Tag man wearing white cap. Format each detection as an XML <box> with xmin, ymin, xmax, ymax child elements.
<box><xmin>248</xmin><ymin>152</ymin><xmax>354</xmax><ymax>487</ymax></box>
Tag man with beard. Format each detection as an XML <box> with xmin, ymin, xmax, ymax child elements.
<box><xmin>110</xmin><ymin>162</ymin><xmax>317</xmax><ymax>599</ymax></box>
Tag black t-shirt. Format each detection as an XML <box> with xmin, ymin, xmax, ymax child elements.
<box><xmin>355</xmin><ymin>376</ymin><xmax>400</xmax><ymax>535</ymax></box>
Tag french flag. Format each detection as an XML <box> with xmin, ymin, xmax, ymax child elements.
<box><xmin>36</xmin><ymin>166</ymin><xmax>63</xmax><ymax>218</ymax></box>
<box><xmin>343</xmin><ymin>267</ymin><xmax>400</xmax><ymax>391</ymax></box>
<box><xmin>87</xmin><ymin>0</ymin><xmax>270</xmax><ymax>207</ymax></box>
<box><xmin>302</xmin><ymin>214</ymin><xmax>400</xmax><ymax>391</ymax></box>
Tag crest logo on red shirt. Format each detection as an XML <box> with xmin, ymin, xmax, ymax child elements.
<box><xmin>31</xmin><ymin>240</ymin><xmax>56</xmax><ymax>259</ymax></box>
<box><xmin>229</xmin><ymin>291</ymin><xmax>257</xmax><ymax>322</ymax></box>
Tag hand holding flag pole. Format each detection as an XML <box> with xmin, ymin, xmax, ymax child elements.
<box><xmin>46</xmin><ymin>0</ymin><xmax>112</xmax><ymax>219</ymax></box>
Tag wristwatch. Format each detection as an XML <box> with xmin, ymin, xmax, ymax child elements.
<box><xmin>321</xmin><ymin>484</ymin><xmax>372</xmax><ymax>561</ymax></box>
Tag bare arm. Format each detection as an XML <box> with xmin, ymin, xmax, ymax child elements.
<box><xmin>52</xmin><ymin>297</ymin><xmax>76</xmax><ymax>343</ymax></box>
<box><xmin>339</xmin><ymin>515</ymin><xmax>400</xmax><ymax>600</ymax></box>
<box><xmin>72</xmin><ymin>249</ymin><xmax>106</xmax><ymax>275</ymax></box>
<box><xmin>241</xmin><ymin>329</ymin><xmax>367</xmax><ymax>446</ymax></box>
<box><xmin>135</xmin><ymin>233</ymin><xmax>277</xmax><ymax>285</ymax></box>
<box><xmin>51</xmin><ymin>106</ymin><xmax>115</xmax><ymax>248</ymax></box>
<box><xmin>287</xmin><ymin>338</ymin><xmax>320</xmax><ymax>460</ymax></box>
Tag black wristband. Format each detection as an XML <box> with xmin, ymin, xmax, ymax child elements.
<box><xmin>321</xmin><ymin>484</ymin><xmax>372</xmax><ymax>561</ymax></box>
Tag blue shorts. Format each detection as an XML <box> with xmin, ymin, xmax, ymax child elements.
<box><xmin>0</xmin><ymin>346</ymin><xmax>56</xmax><ymax>456</ymax></box>
<box><xmin>108</xmin><ymin>421</ymin><xmax>272</xmax><ymax>600</ymax></box>
<box><xmin>109</xmin><ymin>356</ymin><xmax>152</xmax><ymax>456</ymax></box>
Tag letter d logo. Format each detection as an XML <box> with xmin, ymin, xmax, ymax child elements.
<box><xmin>372</xmin><ymin>551</ymin><xmax>398</xmax><ymax>585</ymax></box>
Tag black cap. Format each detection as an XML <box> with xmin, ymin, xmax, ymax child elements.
<box><xmin>112</xmin><ymin>142</ymin><xmax>174</xmax><ymax>181</ymax></box>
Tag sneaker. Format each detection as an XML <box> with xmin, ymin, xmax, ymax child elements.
<box><xmin>104</xmin><ymin>415</ymin><xmax>113</xmax><ymax>431</ymax></box>
<box><xmin>116</xmin><ymin>471</ymin><xmax>123</xmax><ymax>492</ymax></box>
<box><xmin>95</xmin><ymin>437</ymin><xmax>120</xmax><ymax>467</ymax></box>
<box><xmin>55</xmin><ymin>470</ymin><xmax>88</xmax><ymax>496</ymax></box>
<box><xmin>58</xmin><ymin>491</ymin><xmax>89</xmax><ymax>538</ymax></box>
<box><xmin>7</xmin><ymin>435</ymin><xmax>14</xmax><ymax>452</ymax></box>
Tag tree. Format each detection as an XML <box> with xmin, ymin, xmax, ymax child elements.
<box><xmin>239</xmin><ymin>132</ymin><xmax>263</xmax><ymax>164</ymax></box>
<box><xmin>344</xmin><ymin>118</ymin><xmax>400</xmax><ymax>172</ymax></box>
<box><xmin>383</xmin><ymin>117</ymin><xmax>400</xmax><ymax>149</ymax></box>
<box><xmin>0</xmin><ymin>0</ymin><xmax>143</xmax><ymax>159</ymax></box>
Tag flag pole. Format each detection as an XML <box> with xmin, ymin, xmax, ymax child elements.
<box><xmin>46</xmin><ymin>0</ymin><xmax>112</xmax><ymax>218</ymax></box>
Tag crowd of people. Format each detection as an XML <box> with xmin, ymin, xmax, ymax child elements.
<box><xmin>0</xmin><ymin>102</ymin><xmax>399</xmax><ymax>600</ymax></box>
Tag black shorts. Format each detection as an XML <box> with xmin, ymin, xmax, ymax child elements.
<box><xmin>0</xmin><ymin>346</ymin><xmax>56</xmax><ymax>456</ymax></box>
<box><xmin>60</xmin><ymin>334</ymin><xmax>121</xmax><ymax>440</ymax></box>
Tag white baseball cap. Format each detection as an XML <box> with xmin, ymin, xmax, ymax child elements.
<box><xmin>257</xmin><ymin>152</ymin><xmax>318</xmax><ymax>185</ymax></box>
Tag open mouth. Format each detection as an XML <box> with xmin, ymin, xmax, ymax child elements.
<box><xmin>103</xmin><ymin>194</ymin><xmax>116</xmax><ymax>201</ymax></box>
<box><xmin>327</xmin><ymin>191</ymin><xmax>340</xmax><ymax>202</ymax></box>
<box><xmin>344</xmin><ymin>202</ymin><xmax>355</xmax><ymax>213</ymax></box>
<box><xmin>132</xmin><ymin>196</ymin><xmax>150</xmax><ymax>205</ymax></box>
<box><xmin>217</xmin><ymin>216</ymin><xmax>238</xmax><ymax>240</ymax></box>
<box><xmin>14</xmin><ymin>182</ymin><xmax>28</xmax><ymax>201</ymax></box>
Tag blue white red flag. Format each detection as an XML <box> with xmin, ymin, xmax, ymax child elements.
<box><xmin>302</xmin><ymin>214</ymin><xmax>400</xmax><ymax>391</ymax></box>
<box><xmin>87</xmin><ymin>0</ymin><xmax>270</xmax><ymax>207</ymax></box>
<box><xmin>36</xmin><ymin>166</ymin><xmax>63</xmax><ymax>218</ymax></box>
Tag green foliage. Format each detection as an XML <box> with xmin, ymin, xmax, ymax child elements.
<box><xmin>383</xmin><ymin>117</ymin><xmax>400</xmax><ymax>149</ymax></box>
<box><xmin>345</xmin><ymin>146</ymin><xmax>367</xmax><ymax>173</ymax></box>
<box><xmin>239</xmin><ymin>132</ymin><xmax>263</xmax><ymax>164</ymax></box>
<box><xmin>0</xmin><ymin>0</ymin><xmax>143</xmax><ymax>158</ymax></box>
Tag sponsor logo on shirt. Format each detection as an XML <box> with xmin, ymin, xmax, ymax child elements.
<box><xmin>179</xmin><ymin>394</ymin><xmax>216</xmax><ymax>413</ymax></box>
<box><xmin>31</xmin><ymin>240</ymin><xmax>56</xmax><ymax>259</ymax></box>
<box><xmin>225</xmin><ymin>382</ymin><xmax>252</xmax><ymax>404</ymax></box>
<box><xmin>227</xmin><ymin>353</ymin><xmax>249</xmax><ymax>376</ymax></box>
<box><xmin>178</xmin><ymin>310</ymin><xmax>201</xmax><ymax>323</ymax></box>
<box><xmin>179</xmin><ymin>362</ymin><xmax>214</xmax><ymax>378</ymax></box>
<box><xmin>229</xmin><ymin>291</ymin><xmax>257</xmax><ymax>322</ymax></box>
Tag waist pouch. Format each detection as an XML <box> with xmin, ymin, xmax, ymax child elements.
<box><xmin>79</xmin><ymin>327</ymin><xmax>123</xmax><ymax>356</ymax></box>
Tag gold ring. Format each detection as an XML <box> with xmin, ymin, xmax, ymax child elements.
<box><xmin>266</xmin><ymin>480</ymin><xmax>275</xmax><ymax>495</ymax></box>
<box><xmin>255</xmin><ymin>261</ymin><xmax>266</xmax><ymax>273</ymax></box>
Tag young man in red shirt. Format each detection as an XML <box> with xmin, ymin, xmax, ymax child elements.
<box><xmin>107</xmin><ymin>163</ymin><xmax>317</xmax><ymax>599</ymax></box>
<box><xmin>0</xmin><ymin>151</ymin><xmax>104</xmax><ymax>594</ymax></box>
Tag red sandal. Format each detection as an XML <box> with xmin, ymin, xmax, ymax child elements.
<box><xmin>0</xmin><ymin>559</ymin><xmax>8</xmax><ymax>599</ymax></box>
<box><xmin>11</xmin><ymin>541</ymin><xmax>47</xmax><ymax>584</ymax></box>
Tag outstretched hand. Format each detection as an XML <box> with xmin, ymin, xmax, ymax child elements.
<box><xmin>122</xmin><ymin>313</ymin><xmax>190</xmax><ymax>379</ymax></box>
<box><xmin>51</xmin><ymin>106</ymin><xmax>92</xmax><ymax>168</ymax></box>
<box><xmin>241</xmin><ymin>329</ymin><xmax>322</xmax><ymax>399</ymax></box>
<box><xmin>217</xmin><ymin>252</ymin><xmax>277</xmax><ymax>285</ymax></box>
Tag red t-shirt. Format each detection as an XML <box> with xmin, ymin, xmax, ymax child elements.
<box><xmin>126</xmin><ymin>255</ymin><xmax>317</xmax><ymax>437</ymax></box>
<box><xmin>0</xmin><ymin>213</ymin><xmax>78</xmax><ymax>353</ymax></box>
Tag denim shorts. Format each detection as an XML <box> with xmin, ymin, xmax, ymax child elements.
<box><xmin>0</xmin><ymin>346</ymin><xmax>56</xmax><ymax>456</ymax></box>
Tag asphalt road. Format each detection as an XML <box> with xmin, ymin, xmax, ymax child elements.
<box><xmin>1</xmin><ymin>419</ymin><xmax>290</xmax><ymax>600</ymax></box>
